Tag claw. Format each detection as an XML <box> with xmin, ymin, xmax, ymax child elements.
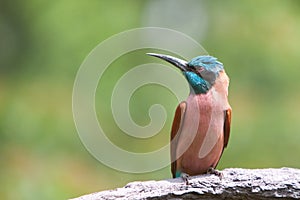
<box><xmin>207</xmin><ymin>167</ymin><xmax>223</xmax><ymax>180</ymax></box>
<box><xmin>181</xmin><ymin>172</ymin><xmax>190</xmax><ymax>185</ymax></box>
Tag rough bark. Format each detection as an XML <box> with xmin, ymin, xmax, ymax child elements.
<box><xmin>71</xmin><ymin>168</ymin><xmax>300</xmax><ymax>200</ymax></box>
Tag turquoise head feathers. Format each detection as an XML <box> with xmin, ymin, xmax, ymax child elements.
<box><xmin>184</xmin><ymin>55</ymin><xmax>224</xmax><ymax>94</ymax></box>
<box><xmin>147</xmin><ymin>53</ymin><xmax>224</xmax><ymax>94</ymax></box>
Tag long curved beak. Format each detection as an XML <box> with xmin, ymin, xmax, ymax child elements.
<box><xmin>147</xmin><ymin>53</ymin><xmax>188</xmax><ymax>72</ymax></box>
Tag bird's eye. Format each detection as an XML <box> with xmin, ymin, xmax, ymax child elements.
<box><xmin>188</xmin><ymin>65</ymin><xmax>196</xmax><ymax>70</ymax></box>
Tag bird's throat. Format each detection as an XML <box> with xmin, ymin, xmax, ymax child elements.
<box><xmin>184</xmin><ymin>71</ymin><xmax>212</xmax><ymax>94</ymax></box>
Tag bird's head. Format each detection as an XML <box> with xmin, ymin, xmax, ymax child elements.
<box><xmin>147</xmin><ymin>53</ymin><xmax>224</xmax><ymax>94</ymax></box>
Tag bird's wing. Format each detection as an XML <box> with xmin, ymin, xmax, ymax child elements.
<box><xmin>213</xmin><ymin>108</ymin><xmax>232</xmax><ymax>169</ymax></box>
<box><xmin>223</xmin><ymin>109</ymin><xmax>232</xmax><ymax>148</ymax></box>
<box><xmin>170</xmin><ymin>101</ymin><xmax>187</xmax><ymax>178</ymax></box>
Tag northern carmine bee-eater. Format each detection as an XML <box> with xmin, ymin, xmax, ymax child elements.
<box><xmin>147</xmin><ymin>53</ymin><xmax>231</xmax><ymax>180</ymax></box>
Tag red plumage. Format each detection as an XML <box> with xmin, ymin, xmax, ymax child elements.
<box><xmin>170</xmin><ymin>71</ymin><xmax>231</xmax><ymax>178</ymax></box>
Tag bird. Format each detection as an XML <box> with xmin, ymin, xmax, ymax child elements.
<box><xmin>147</xmin><ymin>53</ymin><xmax>231</xmax><ymax>181</ymax></box>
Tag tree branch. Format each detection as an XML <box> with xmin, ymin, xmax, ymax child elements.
<box><xmin>71</xmin><ymin>168</ymin><xmax>300</xmax><ymax>200</ymax></box>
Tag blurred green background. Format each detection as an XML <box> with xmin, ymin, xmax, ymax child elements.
<box><xmin>1</xmin><ymin>0</ymin><xmax>300</xmax><ymax>199</ymax></box>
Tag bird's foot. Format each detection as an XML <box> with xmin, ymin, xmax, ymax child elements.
<box><xmin>207</xmin><ymin>167</ymin><xmax>223</xmax><ymax>180</ymax></box>
<box><xmin>180</xmin><ymin>172</ymin><xmax>190</xmax><ymax>185</ymax></box>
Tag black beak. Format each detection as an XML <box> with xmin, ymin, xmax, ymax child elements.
<box><xmin>147</xmin><ymin>53</ymin><xmax>188</xmax><ymax>72</ymax></box>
